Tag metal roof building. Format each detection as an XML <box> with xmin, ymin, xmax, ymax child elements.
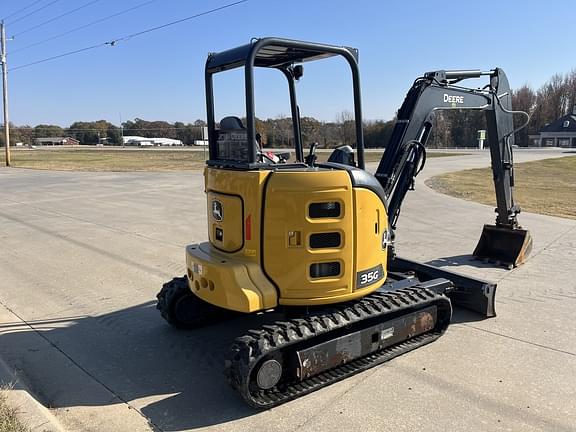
<box><xmin>532</xmin><ymin>107</ymin><xmax>576</xmax><ymax>147</ymax></box>
<box><xmin>122</xmin><ymin>136</ymin><xmax>183</xmax><ymax>146</ymax></box>
<box><xmin>34</xmin><ymin>137</ymin><xmax>80</xmax><ymax>146</ymax></box>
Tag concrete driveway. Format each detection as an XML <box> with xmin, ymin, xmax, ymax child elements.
<box><xmin>0</xmin><ymin>149</ymin><xmax>574</xmax><ymax>431</ymax></box>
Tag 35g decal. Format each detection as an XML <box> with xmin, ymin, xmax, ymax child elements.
<box><xmin>356</xmin><ymin>264</ymin><xmax>384</xmax><ymax>288</ymax></box>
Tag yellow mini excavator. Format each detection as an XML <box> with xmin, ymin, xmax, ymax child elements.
<box><xmin>157</xmin><ymin>37</ymin><xmax>532</xmax><ymax>408</ymax></box>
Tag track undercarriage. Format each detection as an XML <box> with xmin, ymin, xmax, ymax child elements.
<box><xmin>156</xmin><ymin>262</ymin><xmax>484</xmax><ymax>408</ymax></box>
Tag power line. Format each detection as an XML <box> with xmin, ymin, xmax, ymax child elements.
<box><xmin>10</xmin><ymin>0</ymin><xmax>158</xmax><ymax>55</ymax></box>
<box><xmin>10</xmin><ymin>0</ymin><xmax>249</xmax><ymax>72</ymax></box>
<box><xmin>7</xmin><ymin>0</ymin><xmax>62</xmax><ymax>26</ymax></box>
<box><xmin>110</xmin><ymin>0</ymin><xmax>249</xmax><ymax>45</ymax></box>
<box><xmin>1</xmin><ymin>0</ymin><xmax>45</xmax><ymax>22</ymax></box>
<box><xmin>10</xmin><ymin>42</ymin><xmax>108</xmax><ymax>71</ymax></box>
<box><xmin>13</xmin><ymin>0</ymin><xmax>101</xmax><ymax>37</ymax></box>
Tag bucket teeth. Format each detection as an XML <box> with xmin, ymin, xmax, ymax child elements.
<box><xmin>473</xmin><ymin>224</ymin><xmax>533</xmax><ymax>268</ymax></box>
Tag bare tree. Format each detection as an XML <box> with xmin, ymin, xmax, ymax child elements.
<box><xmin>336</xmin><ymin>110</ymin><xmax>356</xmax><ymax>147</ymax></box>
<box><xmin>566</xmin><ymin>70</ymin><xmax>576</xmax><ymax>115</ymax></box>
<box><xmin>266</xmin><ymin>115</ymin><xmax>293</xmax><ymax>148</ymax></box>
<box><xmin>512</xmin><ymin>85</ymin><xmax>537</xmax><ymax>145</ymax></box>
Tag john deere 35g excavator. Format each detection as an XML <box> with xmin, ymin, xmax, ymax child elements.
<box><xmin>157</xmin><ymin>37</ymin><xmax>532</xmax><ymax>408</ymax></box>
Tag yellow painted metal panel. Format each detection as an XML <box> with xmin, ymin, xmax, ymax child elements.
<box><xmin>207</xmin><ymin>192</ymin><xmax>243</xmax><ymax>252</ymax></box>
<box><xmin>352</xmin><ymin>188</ymin><xmax>388</xmax><ymax>289</ymax></box>
<box><xmin>205</xmin><ymin>167</ymin><xmax>270</xmax><ymax>261</ymax></box>
<box><xmin>190</xmin><ymin>166</ymin><xmax>391</xmax><ymax>312</ymax></box>
<box><xmin>186</xmin><ymin>243</ymin><xmax>277</xmax><ymax>312</ymax></box>
<box><xmin>263</xmin><ymin>170</ymin><xmax>354</xmax><ymax>300</ymax></box>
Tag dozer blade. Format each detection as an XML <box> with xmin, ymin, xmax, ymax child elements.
<box><xmin>389</xmin><ymin>257</ymin><xmax>496</xmax><ymax>318</ymax></box>
<box><xmin>473</xmin><ymin>224</ymin><xmax>533</xmax><ymax>268</ymax></box>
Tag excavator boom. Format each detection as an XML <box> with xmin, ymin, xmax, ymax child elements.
<box><xmin>375</xmin><ymin>69</ymin><xmax>532</xmax><ymax>267</ymax></box>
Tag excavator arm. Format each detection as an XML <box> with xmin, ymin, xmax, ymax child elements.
<box><xmin>376</xmin><ymin>69</ymin><xmax>532</xmax><ymax>268</ymax></box>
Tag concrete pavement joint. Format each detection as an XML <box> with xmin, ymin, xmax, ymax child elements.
<box><xmin>287</xmin><ymin>367</ymin><xmax>382</xmax><ymax>432</ymax></box>
<box><xmin>495</xmin><ymin>224</ymin><xmax>576</xmax><ymax>285</ymax></box>
<box><xmin>462</xmin><ymin>324</ymin><xmax>576</xmax><ymax>357</ymax></box>
<box><xmin>0</xmin><ymin>209</ymin><xmax>175</xmax><ymax>279</ymax></box>
<box><xmin>0</xmin><ymin>298</ymin><xmax>160</xmax><ymax>432</ymax></box>
<box><xmin>0</xmin><ymin>195</ymin><xmax>186</xmax><ymax>250</ymax></box>
<box><xmin>392</xmin><ymin>362</ymin><xmax>574</xmax><ymax>432</ymax></box>
<box><xmin>0</xmin><ymin>362</ymin><xmax>65</xmax><ymax>432</ymax></box>
<box><xmin>0</xmin><ymin>182</ymin><xmax>194</xmax><ymax>208</ymax></box>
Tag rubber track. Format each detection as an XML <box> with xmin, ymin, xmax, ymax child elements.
<box><xmin>157</xmin><ymin>276</ymin><xmax>238</xmax><ymax>328</ymax></box>
<box><xmin>224</xmin><ymin>287</ymin><xmax>452</xmax><ymax>408</ymax></box>
<box><xmin>156</xmin><ymin>276</ymin><xmax>188</xmax><ymax>326</ymax></box>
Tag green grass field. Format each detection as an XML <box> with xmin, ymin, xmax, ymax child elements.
<box><xmin>0</xmin><ymin>148</ymin><xmax>208</xmax><ymax>171</ymax></box>
<box><xmin>0</xmin><ymin>147</ymin><xmax>466</xmax><ymax>171</ymax></box>
<box><xmin>427</xmin><ymin>156</ymin><xmax>576</xmax><ymax>220</ymax></box>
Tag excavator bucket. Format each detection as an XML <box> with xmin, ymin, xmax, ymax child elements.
<box><xmin>473</xmin><ymin>224</ymin><xmax>533</xmax><ymax>268</ymax></box>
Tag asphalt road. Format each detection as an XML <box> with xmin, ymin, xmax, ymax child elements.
<box><xmin>0</xmin><ymin>148</ymin><xmax>574</xmax><ymax>431</ymax></box>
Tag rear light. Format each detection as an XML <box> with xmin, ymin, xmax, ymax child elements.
<box><xmin>245</xmin><ymin>214</ymin><xmax>252</xmax><ymax>240</ymax></box>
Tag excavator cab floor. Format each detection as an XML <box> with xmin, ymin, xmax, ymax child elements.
<box><xmin>473</xmin><ymin>224</ymin><xmax>533</xmax><ymax>269</ymax></box>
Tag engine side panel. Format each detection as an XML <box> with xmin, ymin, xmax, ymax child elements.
<box><xmin>353</xmin><ymin>188</ymin><xmax>388</xmax><ymax>289</ymax></box>
<box><xmin>263</xmin><ymin>170</ymin><xmax>388</xmax><ymax>304</ymax></box>
<box><xmin>263</xmin><ymin>170</ymin><xmax>353</xmax><ymax>300</ymax></box>
<box><xmin>189</xmin><ymin>167</ymin><xmax>390</xmax><ymax>312</ymax></box>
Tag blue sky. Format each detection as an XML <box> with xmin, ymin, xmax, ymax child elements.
<box><xmin>2</xmin><ymin>0</ymin><xmax>575</xmax><ymax>126</ymax></box>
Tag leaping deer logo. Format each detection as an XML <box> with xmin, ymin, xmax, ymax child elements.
<box><xmin>212</xmin><ymin>200</ymin><xmax>223</xmax><ymax>221</ymax></box>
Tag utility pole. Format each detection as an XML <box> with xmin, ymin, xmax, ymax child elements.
<box><xmin>1</xmin><ymin>21</ymin><xmax>10</xmax><ymax>166</ymax></box>
<box><xmin>119</xmin><ymin>112</ymin><xmax>124</xmax><ymax>147</ymax></box>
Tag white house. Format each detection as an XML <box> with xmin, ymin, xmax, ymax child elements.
<box><xmin>122</xmin><ymin>136</ymin><xmax>183</xmax><ymax>146</ymax></box>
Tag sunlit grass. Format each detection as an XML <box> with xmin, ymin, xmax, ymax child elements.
<box><xmin>0</xmin><ymin>147</ymin><xmax>466</xmax><ymax>171</ymax></box>
<box><xmin>0</xmin><ymin>387</ymin><xmax>29</xmax><ymax>432</ymax></box>
<box><xmin>427</xmin><ymin>156</ymin><xmax>576</xmax><ymax>219</ymax></box>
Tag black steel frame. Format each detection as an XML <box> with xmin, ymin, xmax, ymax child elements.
<box><xmin>204</xmin><ymin>37</ymin><xmax>366</xmax><ymax>169</ymax></box>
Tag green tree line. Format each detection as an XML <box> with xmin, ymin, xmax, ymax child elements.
<box><xmin>2</xmin><ymin>68</ymin><xmax>575</xmax><ymax>148</ymax></box>
<box><xmin>0</xmin><ymin>119</ymin><xmax>208</xmax><ymax>146</ymax></box>
<box><xmin>0</xmin><ymin>116</ymin><xmax>395</xmax><ymax>148</ymax></box>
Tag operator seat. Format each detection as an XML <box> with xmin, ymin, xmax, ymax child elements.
<box><xmin>220</xmin><ymin>116</ymin><xmax>245</xmax><ymax>130</ymax></box>
<box><xmin>219</xmin><ymin>116</ymin><xmax>265</xmax><ymax>163</ymax></box>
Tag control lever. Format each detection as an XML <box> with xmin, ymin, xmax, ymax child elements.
<box><xmin>305</xmin><ymin>142</ymin><xmax>319</xmax><ymax>166</ymax></box>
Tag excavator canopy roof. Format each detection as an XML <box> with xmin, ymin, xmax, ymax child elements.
<box><xmin>206</xmin><ymin>37</ymin><xmax>358</xmax><ymax>73</ymax></box>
